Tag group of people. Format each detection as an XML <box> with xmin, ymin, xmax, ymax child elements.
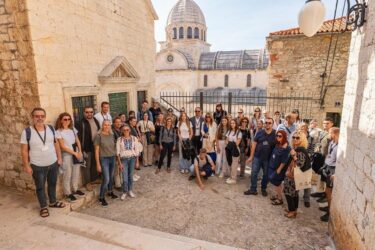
<box><xmin>21</xmin><ymin>101</ymin><xmax>339</xmax><ymax>223</ymax></box>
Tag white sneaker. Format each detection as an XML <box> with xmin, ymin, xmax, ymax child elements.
<box><xmin>128</xmin><ymin>191</ymin><xmax>136</xmax><ymax>198</ymax></box>
<box><xmin>180</xmin><ymin>169</ymin><xmax>184</xmax><ymax>174</ymax></box>
<box><xmin>219</xmin><ymin>173</ymin><xmax>224</xmax><ymax>178</ymax></box>
<box><xmin>226</xmin><ymin>179</ymin><xmax>237</xmax><ymax>185</ymax></box>
<box><xmin>120</xmin><ymin>193</ymin><xmax>127</xmax><ymax>200</ymax></box>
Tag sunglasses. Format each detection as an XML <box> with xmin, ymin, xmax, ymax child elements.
<box><xmin>292</xmin><ymin>136</ymin><xmax>300</xmax><ymax>140</ymax></box>
<box><xmin>276</xmin><ymin>135</ymin><xmax>283</xmax><ymax>138</ymax></box>
<box><xmin>275</xmin><ymin>113</ymin><xmax>280</xmax><ymax>115</ymax></box>
<box><xmin>124</xmin><ymin>129</ymin><xmax>130</xmax><ymax>131</ymax></box>
<box><xmin>85</xmin><ymin>111</ymin><xmax>94</xmax><ymax>114</ymax></box>
<box><xmin>195</xmin><ymin>110</ymin><xmax>201</xmax><ymax>112</ymax></box>
<box><xmin>265</xmin><ymin>122</ymin><xmax>272</xmax><ymax>125</ymax></box>
<box><xmin>63</xmin><ymin>118</ymin><xmax>71</xmax><ymax>121</ymax></box>
<box><xmin>33</xmin><ymin>115</ymin><xmax>45</xmax><ymax>118</ymax></box>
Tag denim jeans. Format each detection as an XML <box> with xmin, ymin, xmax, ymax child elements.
<box><xmin>249</xmin><ymin>157</ymin><xmax>269</xmax><ymax>192</ymax></box>
<box><xmin>31</xmin><ymin>162</ymin><xmax>58</xmax><ymax>209</ymax></box>
<box><xmin>121</xmin><ymin>157</ymin><xmax>136</xmax><ymax>193</ymax></box>
<box><xmin>99</xmin><ymin>156</ymin><xmax>116</xmax><ymax>199</ymax></box>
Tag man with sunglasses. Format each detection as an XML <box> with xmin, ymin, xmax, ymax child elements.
<box><xmin>190</xmin><ymin>107</ymin><xmax>204</xmax><ymax>154</ymax></box>
<box><xmin>244</xmin><ymin>117</ymin><xmax>276</xmax><ymax>196</ymax></box>
<box><xmin>21</xmin><ymin>108</ymin><xmax>64</xmax><ymax>217</ymax></box>
<box><xmin>75</xmin><ymin>106</ymin><xmax>100</xmax><ymax>191</ymax></box>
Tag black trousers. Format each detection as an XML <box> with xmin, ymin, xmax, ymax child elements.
<box><xmin>192</xmin><ymin>136</ymin><xmax>202</xmax><ymax>154</ymax></box>
<box><xmin>158</xmin><ymin>142</ymin><xmax>174</xmax><ymax>169</ymax></box>
<box><xmin>285</xmin><ymin>194</ymin><xmax>299</xmax><ymax>212</ymax></box>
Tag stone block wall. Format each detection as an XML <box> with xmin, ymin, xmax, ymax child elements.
<box><xmin>329</xmin><ymin>1</ymin><xmax>375</xmax><ymax>249</ymax></box>
<box><xmin>0</xmin><ymin>0</ymin><xmax>40</xmax><ymax>191</ymax></box>
<box><xmin>266</xmin><ymin>32</ymin><xmax>351</xmax><ymax>122</ymax></box>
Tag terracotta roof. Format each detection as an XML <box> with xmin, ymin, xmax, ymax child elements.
<box><xmin>269</xmin><ymin>17</ymin><xmax>351</xmax><ymax>36</ymax></box>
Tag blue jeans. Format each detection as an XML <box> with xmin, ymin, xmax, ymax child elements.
<box><xmin>121</xmin><ymin>157</ymin><xmax>136</xmax><ymax>193</ymax></box>
<box><xmin>31</xmin><ymin>162</ymin><xmax>58</xmax><ymax>208</ymax></box>
<box><xmin>99</xmin><ymin>156</ymin><xmax>116</xmax><ymax>199</ymax></box>
<box><xmin>249</xmin><ymin>157</ymin><xmax>269</xmax><ymax>192</ymax></box>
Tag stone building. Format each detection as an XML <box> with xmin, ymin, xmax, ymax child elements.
<box><xmin>155</xmin><ymin>0</ymin><xmax>268</xmax><ymax>93</ymax></box>
<box><xmin>267</xmin><ymin>18</ymin><xmax>351</xmax><ymax>123</ymax></box>
<box><xmin>330</xmin><ymin>1</ymin><xmax>375</xmax><ymax>248</ymax></box>
<box><xmin>0</xmin><ymin>0</ymin><xmax>158</xmax><ymax>191</ymax></box>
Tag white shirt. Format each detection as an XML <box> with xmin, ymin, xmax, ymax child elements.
<box><xmin>56</xmin><ymin>128</ymin><xmax>78</xmax><ymax>151</ymax></box>
<box><xmin>178</xmin><ymin>122</ymin><xmax>192</xmax><ymax>139</ymax></box>
<box><xmin>94</xmin><ymin>112</ymin><xmax>112</xmax><ymax>127</ymax></box>
<box><xmin>20</xmin><ymin>126</ymin><xmax>57</xmax><ymax>166</ymax></box>
<box><xmin>226</xmin><ymin>130</ymin><xmax>242</xmax><ymax>142</ymax></box>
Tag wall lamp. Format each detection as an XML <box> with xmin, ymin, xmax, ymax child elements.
<box><xmin>298</xmin><ymin>0</ymin><xmax>367</xmax><ymax>37</ymax></box>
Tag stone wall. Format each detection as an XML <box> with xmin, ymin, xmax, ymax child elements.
<box><xmin>329</xmin><ymin>1</ymin><xmax>375</xmax><ymax>249</ymax></box>
<box><xmin>0</xmin><ymin>0</ymin><xmax>40</xmax><ymax>190</ymax></box>
<box><xmin>266</xmin><ymin>32</ymin><xmax>351</xmax><ymax>122</ymax></box>
<box><xmin>26</xmin><ymin>0</ymin><xmax>157</xmax><ymax>121</ymax></box>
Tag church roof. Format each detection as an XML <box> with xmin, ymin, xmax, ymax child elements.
<box><xmin>269</xmin><ymin>17</ymin><xmax>350</xmax><ymax>36</ymax></box>
<box><xmin>167</xmin><ymin>0</ymin><xmax>206</xmax><ymax>26</ymax></box>
<box><xmin>177</xmin><ymin>50</ymin><xmax>196</xmax><ymax>69</ymax></box>
<box><xmin>198</xmin><ymin>49</ymin><xmax>268</xmax><ymax>70</ymax></box>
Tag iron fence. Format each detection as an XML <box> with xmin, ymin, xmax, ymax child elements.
<box><xmin>160</xmin><ymin>91</ymin><xmax>317</xmax><ymax>121</ymax></box>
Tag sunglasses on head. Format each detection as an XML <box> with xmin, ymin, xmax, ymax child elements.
<box><xmin>292</xmin><ymin>136</ymin><xmax>300</xmax><ymax>140</ymax></box>
<box><xmin>255</xmin><ymin>110</ymin><xmax>260</xmax><ymax>112</ymax></box>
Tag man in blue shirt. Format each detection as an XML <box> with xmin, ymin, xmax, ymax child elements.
<box><xmin>244</xmin><ymin>117</ymin><xmax>276</xmax><ymax>196</ymax></box>
<box><xmin>276</xmin><ymin>113</ymin><xmax>296</xmax><ymax>141</ymax></box>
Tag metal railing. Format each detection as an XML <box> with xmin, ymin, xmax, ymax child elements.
<box><xmin>160</xmin><ymin>91</ymin><xmax>317</xmax><ymax>120</ymax></box>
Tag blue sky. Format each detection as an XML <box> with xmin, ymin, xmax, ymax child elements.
<box><xmin>151</xmin><ymin>0</ymin><xmax>340</xmax><ymax>51</ymax></box>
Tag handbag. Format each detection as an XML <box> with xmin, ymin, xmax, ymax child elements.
<box><xmin>286</xmin><ymin>159</ymin><xmax>295</xmax><ymax>179</ymax></box>
<box><xmin>71</xmin><ymin>129</ymin><xmax>84</xmax><ymax>164</ymax></box>
<box><xmin>294</xmin><ymin>167</ymin><xmax>313</xmax><ymax>190</ymax></box>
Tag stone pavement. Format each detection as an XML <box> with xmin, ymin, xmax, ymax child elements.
<box><xmin>0</xmin><ymin>187</ymin><xmax>239</xmax><ymax>250</ymax></box>
<box><xmin>82</xmin><ymin>156</ymin><xmax>334</xmax><ymax>250</ymax></box>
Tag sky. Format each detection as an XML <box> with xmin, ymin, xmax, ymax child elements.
<box><xmin>151</xmin><ymin>0</ymin><xmax>341</xmax><ymax>51</ymax></box>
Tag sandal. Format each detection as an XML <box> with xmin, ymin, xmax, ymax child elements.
<box><xmin>49</xmin><ymin>201</ymin><xmax>66</xmax><ymax>208</ymax></box>
<box><xmin>40</xmin><ymin>208</ymin><xmax>49</xmax><ymax>218</ymax></box>
<box><xmin>270</xmin><ymin>195</ymin><xmax>278</xmax><ymax>201</ymax></box>
<box><xmin>271</xmin><ymin>199</ymin><xmax>284</xmax><ymax>206</ymax></box>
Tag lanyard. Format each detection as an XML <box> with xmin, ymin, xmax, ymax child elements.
<box><xmin>102</xmin><ymin>113</ymin><xmax>108</xmax><ymax>121</ymax></box>
<box><xmin>329</xmin><ymin>142</ymin><xmax>337</xmax><ymax>155</ymax></box>
<box><xmin>34</xmin><ymin>125</ymin><xmax>47</xmax><ymax>145</ymax></box>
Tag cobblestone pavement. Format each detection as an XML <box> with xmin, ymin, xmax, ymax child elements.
<box><xmin>81</xmin><ymin>157</ymin><xmax>332</xmax><ymax>250</ymax></box>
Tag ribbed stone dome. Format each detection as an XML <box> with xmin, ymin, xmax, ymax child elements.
<box><xmin>167</xmin><ymin>0</ymin><xmax>206</xmax><ymax>26</ymax></box>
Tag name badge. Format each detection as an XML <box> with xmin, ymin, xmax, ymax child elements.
<box><xmin>41</xmin><ymin>145</ymin><xmax>49</xmax><ymax>152</ymax></box>
<box><xmin>263</xmin><ymin>141</ymin><xmax>269</xmax><ymax>146</ymax></box>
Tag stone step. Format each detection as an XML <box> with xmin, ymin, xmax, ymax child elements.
<box><xmin>37</xmin><ymin>211</ymin><xmax>241</xmax><ymax>250</ymax></box>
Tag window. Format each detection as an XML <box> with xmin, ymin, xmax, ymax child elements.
<box><xmin>194</xmin><ymin>27</ymin><xmax>199</xmax><ymax>39</ymax></box>
<box><xmin>326</xmin><ymin>112</ymin><xmax>341</xmax><ymax>127</ymax></box>
<box><xmin>187</xmin><ymin>27</ymin><xmax>192</xmax><ymax>39</ymax></box>
<box><xmin>173</xmin><ymin>28</ymin><xmax>177</xmax><ymax>39</ymax></box>
<box><xmin>204</xmin><ymin>75</ymin><xmax>208</xmax><ymax>87</ymax></box>
<box><xmin>179</xmin><ymin>27</ymin><xmax>184</xmax><ymax>39</ymax></box>
<box><xmin>108</xmin><ymin>92</ymin><xmax>129</xmax><ymax>118</ymax></box>
<box><xmin>224</xmin><ymin>75</ymin><xmax>229</xmax><ymax>87</ymax></box>
<box><xmin>247</xmin><ymin>74</ymin><xmax>252</xmax><ymax>87</ymax></box>
<box><xmin>137</xmin><ymin>91</ymin><xmax>147</xmax><ymax>111</ymax></box>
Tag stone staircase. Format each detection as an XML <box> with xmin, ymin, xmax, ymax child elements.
<box><xmin>0</xmin><ymin>186</ymin><xmax>240</xmax><ymax>250</ymax></box>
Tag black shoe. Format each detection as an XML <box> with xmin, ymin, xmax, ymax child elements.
<box><xmin>317</xmin><ymin>197</ymin><xmax>328</xmax><ymax>203</ymax></box>
<box><xmin>67</xmin><ymin>194</ymin><xmax>77</xmax><ymax>203</ymax></box>
<box><xmin>74</xmin><ymin>190</ymin><xmax>85</xmax><ymax>197</ymax></box>
<box><xmin>311</xmin><ymin>192</ymin><xmax>326</xmax><ymax>198</ymax></box>
<box><xmin>304</xmin><ymin>202</ymin><xmax>311</xmax><ymax>208</ymax></box>
<box><xmin>244</xmin><ymin>190</ymin><xmax>258</xmax><ymax>195</ymax></box>
<box><xmin>319</xmin><ymin>206</ymin><xmax>329</xmax><ymax>212</ymax></box>
<box><xmin>261</xmin><ymin>189</ymin><xmax>268</xmax><ymax>197</ymax></box>
<box><xmin>99</xmin><ymin>198</ymin><xmax>108</xmax><ymax>207</ymax></box>
<box><xmin>188</xmin><ymin>175</ymin><xmax>196</xmax><ymax>181</ymax></box>
<box><xmin>108</xmin><ymin>192</ymin><xmax>119</xmax><ymax>200</ymax></box>
<box><xmin>320</xmin><ymin>213</ymin><xmax>330</xmax><ymax>222</ymax></box>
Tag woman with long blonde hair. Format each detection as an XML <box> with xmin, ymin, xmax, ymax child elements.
<box><xmin>178</xmin><ymin>112</ymin><xmax>193</xmax><ymax>174</ymax></box>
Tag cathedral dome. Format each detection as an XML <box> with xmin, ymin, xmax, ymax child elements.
<box><xmin>167</xmin><ymin>0</ymin><xmax>206</xmax><ymax>26</ymax></box>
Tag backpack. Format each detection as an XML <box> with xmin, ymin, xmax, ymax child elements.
<box><xmin>25</xmin><ymin>125</ymin><xmax>56</xmax><ymax>151</ymax></box>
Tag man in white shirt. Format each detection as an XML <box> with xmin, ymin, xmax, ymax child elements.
<box><xmin>94</xmin><ymin>101</ymin><xmax>112</xmax><ymax>127</ymax></box>
<box><xmin>20</xmin><ymin>107</ymin><xmax>64</xmax><ymax>217</ymax></box>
